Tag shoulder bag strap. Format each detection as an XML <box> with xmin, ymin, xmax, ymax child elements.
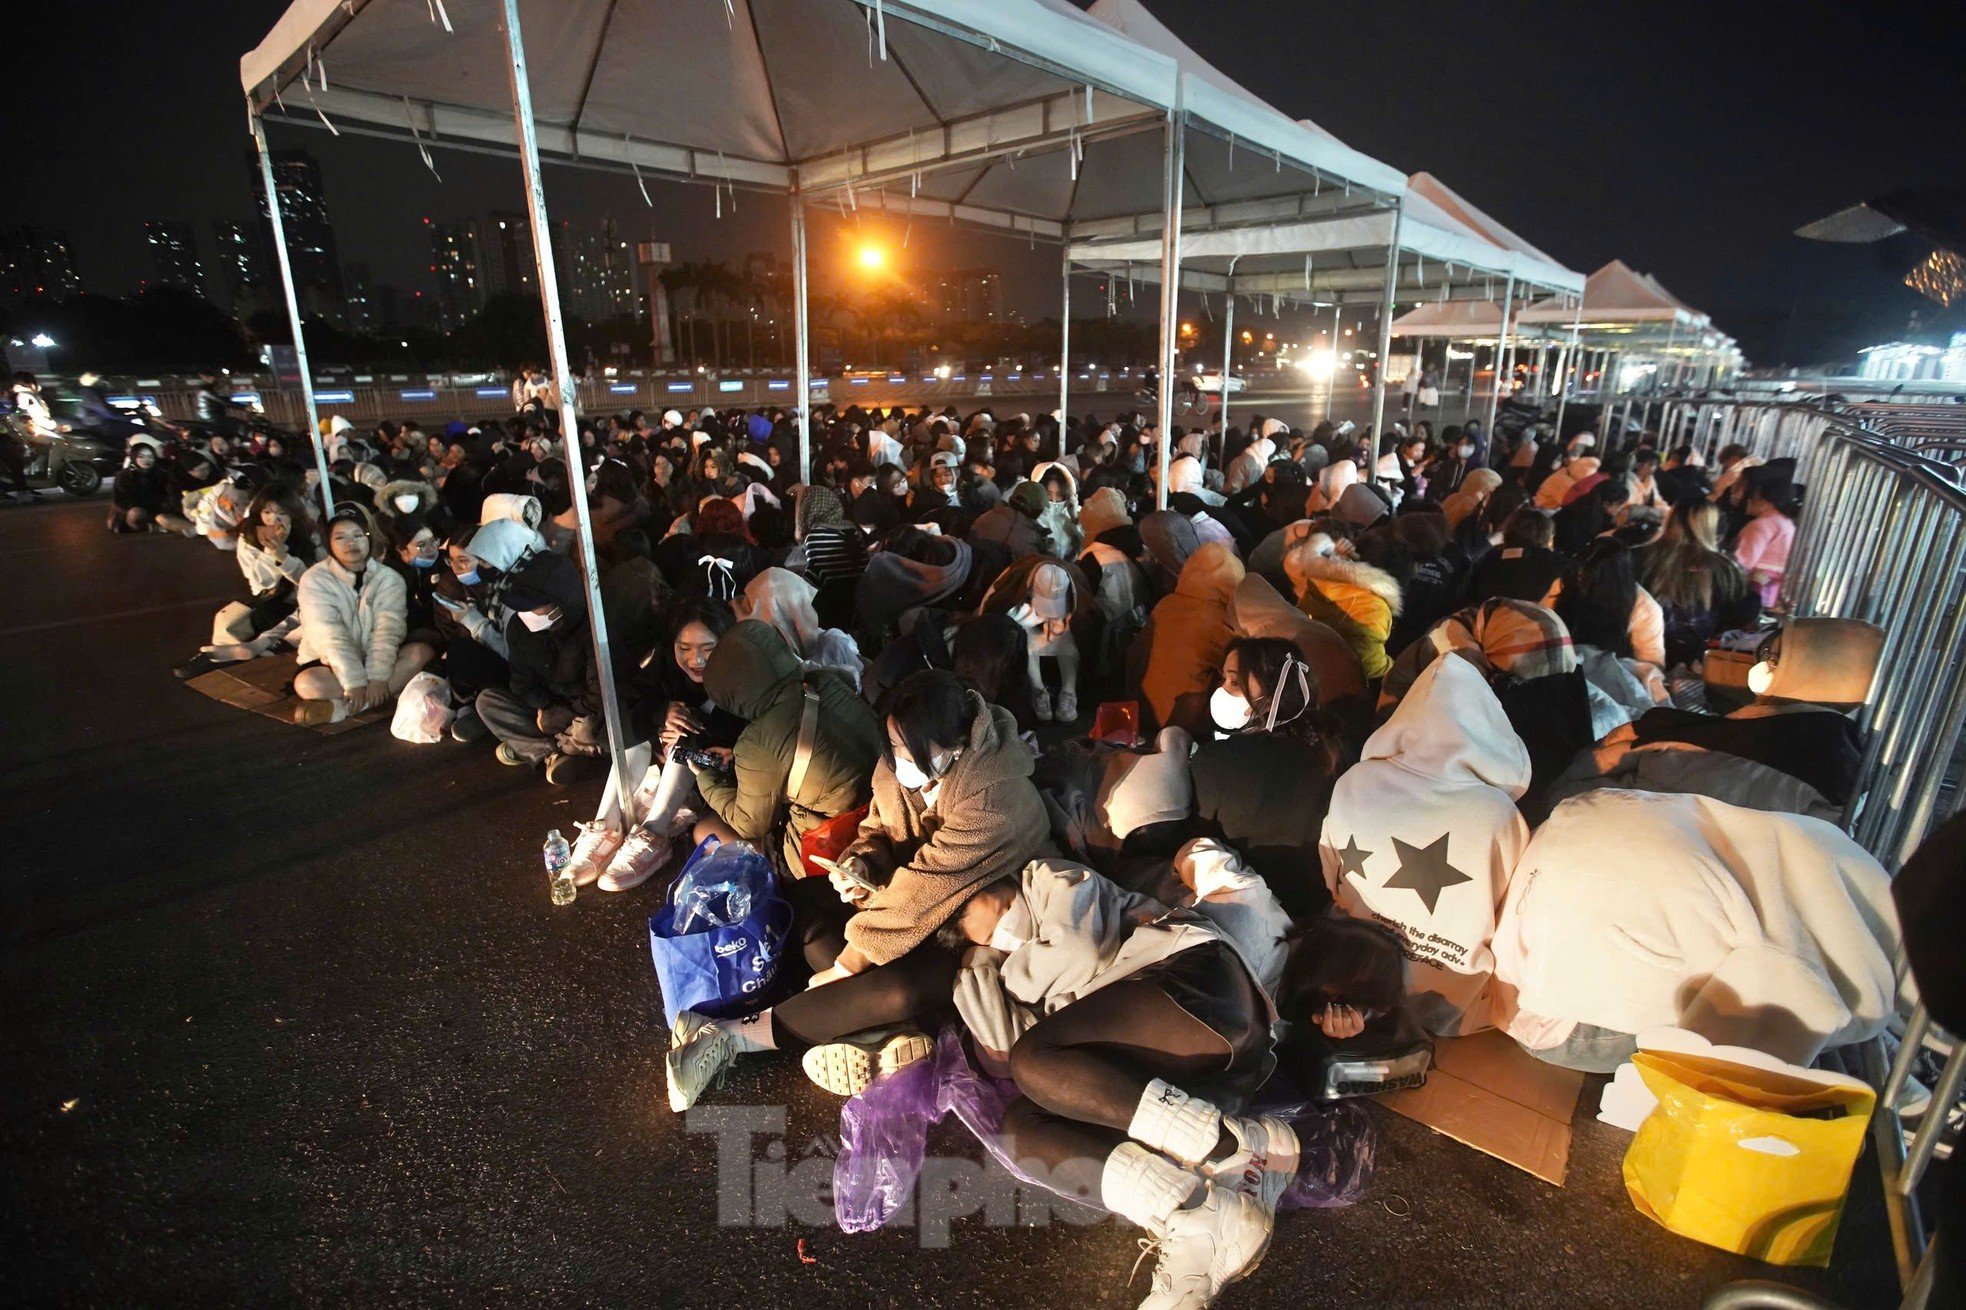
<box><xmin>785</xmin><ymin>681</ymin><xmax>821</xmax><ymax>804</ymax></box>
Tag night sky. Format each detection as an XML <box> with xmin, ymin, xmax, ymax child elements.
<box><xmin>6</xmin><ymin>0</ymin><xmax>1961</xmax><ymax>363</ymax></box>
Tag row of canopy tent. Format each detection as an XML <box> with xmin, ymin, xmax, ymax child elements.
<box><xmin>230</xmin><ymin>0</ymin><xmax>1630</xmax><ymax>819</ymax></box>
<box><xmin>237</xmin><ymin>0</ymin><xmax>1437</xmax><ymax>818</ymax></box>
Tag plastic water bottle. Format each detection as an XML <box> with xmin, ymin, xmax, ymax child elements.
<box><xmin>677</xmin><ymin>881</ymin><xmax>750</xmax><ymax>933</ymax></box>
<box><xmin>544</xmin><ymin>829</ymin><xmax>575</xmax><ymax>906</ymax></box>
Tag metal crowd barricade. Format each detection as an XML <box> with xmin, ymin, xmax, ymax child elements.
<box><xmin>1600</xmin><ymin>397</ymin><xmax>1966</xmax><ymax>1304</ymax></box>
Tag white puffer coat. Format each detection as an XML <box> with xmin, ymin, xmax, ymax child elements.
<box><xmin>295</xmin><ymin>556</ymin><xmax>408</xmax><ymax>692</ymax></box>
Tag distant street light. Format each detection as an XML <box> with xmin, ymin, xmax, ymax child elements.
<box><xmin>857</xmin><ymin>244</ymin><xmax>886</xmax><ymax>271</ymax></box>
<box><xmin>30</xmin><ymin>333</ymin><xmax>56</xmax><ymax>349</ymax></box>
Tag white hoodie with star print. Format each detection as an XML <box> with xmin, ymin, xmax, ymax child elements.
<box><xmin>1319</xmin><ymin>652</ymin><xmax>1533</xmax><ymax>1036</ymax></box>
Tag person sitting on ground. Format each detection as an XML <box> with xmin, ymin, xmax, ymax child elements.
<box><xmin>1284</xmin><ymin>531</ymin><xmax>1405</xmax><ymax>683</ymax></box>
<box><xmin>979</xmin><ymin>556</ymin><xmax>1095</xmax><ymax>724</ymax></box>
<box><xmin>108</xmin><ymin>444</ymin><xmax>185</xmax><ymax>535</ymax></box>
<box><xmin>1491</xmin><ymin>788</ymin><xmax>1898</xmax><ymax>1072</ymax></box>
<box><xmin>665</xmin><ymin>671</ymin><xmax>1044</xmax><ymax>1106</ymax></box>
<box><xmin>1135</xmin><ymin>542</ymin><xmax>1246</xmax><ymax>735</ymax></box>
<box><xmin>1189</xmin><ymin>637</ymin><xmax>1345</xmax><ymax>920</ymax></box>
<box><xmin>1321</xmin><ymin>652</ymin><xmax>1532</xmax><ymax>1036</ymax></box>
<box><xmin>1550</xmin><ymin>534</ymin><xmax>1667</xmax><ymax>672</ymax></box>
<box><xmin>292</xmin><ymin>504</ymin><xmax>434</xmax><ymax>726</ymax></box>
<box><xmin>1468</xmin><ymin>505</ymin><xmax>1567</xmax><ymax>605</ymax></box>
<box><xmin>429</xmin><ymin>523</ymin><xmax>511</xmax><ymax>744</ymax></box>
<box><xmin>1554</xmin><ymin>618</ymin><xmax>1883</xmax><ymax>822</ymax></box>
<box><xmin>1030</xmin><ymin>460</ymin><xmax>1083</xmax><ymax>558</ymax></box>
<box><xmin>1733</xmin><ymin>461</ymin><xmax>1798</xmax><ymax>609</ymax></box>
<box><xmin>942</xmin><ymin>858</ymin><xmax>1296</xmax><ymax>1310</ymax></box>
<box><xmin>685</xmin><ymin>620</ymin><xmax>884</xmax><ymax>876</ymax></box>
<box><xmin>470</xmin><ymin>520</ymin><xmax>604</xmax><ymax>783</ymax></box>
<box><xmin>740</xmin><ymin>567</ymin><xmax>864</xmax><ymax>690</ymax></box>
<box><xmin>176</xmin><ymin>483</ymin><xmax>321</xmax><ymax>680</ymax></box>
<box><xmin>969</xmin><ymin>479</ymin><xmax>1049</xmax><ymax>560</ymax></box>
<box><xmin>1638</xmin><ymin>500</ymin><xmax>1758</xmax><ymax>668</ymax></box>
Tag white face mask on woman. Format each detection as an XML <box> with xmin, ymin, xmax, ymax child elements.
<box><xmin>1209</xmin><ymin>686</ymin><xmax>1253</xmax><ymax>731</ymax></box>
<box><xmin>892</xmin><ymin>750</ymin><xmax>951</xmax><ymax>792</ymax></box>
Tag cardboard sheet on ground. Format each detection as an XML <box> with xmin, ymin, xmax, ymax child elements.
<box><xmin>186</xmin><ymin>653</ymin><xmax>385</xmax><ymax>735</ymax></box>
<box><xmin>1380</xmin><ymin>1030</ymin><xmax>1584</xmax><ymax>1185</ymax></box>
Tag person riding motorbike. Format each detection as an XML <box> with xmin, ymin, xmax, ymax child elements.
<box><xmin>191</xmin><ymin>372</ymin><xmax>256</xmax><ymax>436</ymax></box>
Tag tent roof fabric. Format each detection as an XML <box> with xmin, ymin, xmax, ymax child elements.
<box><xmin>1517</xmin><ymin>259</ymin><xmax>1703</xmax><ymax>326</ymax></box>
<box><xmin>241</xmin><ymin>0</ymin><xmax>1403</xmax><ymax>238</ymax></box>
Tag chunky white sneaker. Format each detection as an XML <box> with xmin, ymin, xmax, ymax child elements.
<box><xmin>1031</xmin><ymin>686</ymin><xmax>1054</xmax><ymax>722</ymax></box>
<box><xmin>566</xmin><ymin>820</ymin><xmax>622</xmax><ymax>887</ymax></box>
<box><xmin>1056</xmin><ymin>688</ymin><xmax>1079</xmax><ymax>722</ymax></box>
<box><xmin>666</xmin><ymin>1010</ymin><xmax>739</xmax><ymax>1113</ymax></box>
<box><xmin>1203</xmin><ymin>1116</ymin><xmax>1300</xmax><ymax>1227</ymax></box>
<box><xmin>801</xmin><ymin>1030</ymin><xmax>934</xmax><ymax>1096</ymax></box>
<box><xmin>598</xmin><ymin>825</ymin><xmax>671</xmax><ymax>892</ymax></box>
<box><xmin>1132</xmin><ymin>1182</ymin><xmax>1271</xmax><ymax>1310</ymax></box>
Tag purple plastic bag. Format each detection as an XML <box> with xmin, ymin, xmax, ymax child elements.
<box><xmin>831</xmin><ymin>1027</ymin><xmax>1376</xmax><ymax>1232</ymax></box>
<box><xmin>1276</xmin><ymin>1100</ymin><xmax>1376</xmax><ymax>1209</ymax></box>
<box><xmin>832</xmin><ymin>1051</ymin><xmax>939</xmax><ymax>1233</ymax></box>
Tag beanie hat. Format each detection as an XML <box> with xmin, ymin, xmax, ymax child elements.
<box><xmin>1007</xmin><ymin>481</ymin><xmax>1047</xmax><ymax>518</ymax></box>
<box><xmin>1080</xmin><ymin>486</ymin><xmax>1132</xmax><ymax>543</ymax></box>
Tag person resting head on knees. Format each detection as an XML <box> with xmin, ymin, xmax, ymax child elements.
<box><xmin>936</xmin><ymin>860</ymin><xmax>1297</xmax><ymax>1309</ymax></box>
<box><xmin>292</xmin><ymin>504</ymin><xmax>436</xmax><ymax>726</ymax></box>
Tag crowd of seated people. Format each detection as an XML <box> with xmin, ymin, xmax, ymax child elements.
<box><xmin>137</xmin><ymin>389</ymin><xmax>1889</xmax><ymax>1310</ymax></box>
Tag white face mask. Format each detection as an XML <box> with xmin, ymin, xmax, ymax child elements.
<box><xmin>1748</xmin><ymin>660</ymin><xmax>1775</xmax><ymax>696</ymax></box>
<box><xmin>518</xmin><ymin>608</ymin><xmax>557</xmax><ymax>632</ymax></box>
<box><xmin>891</xmin><ymin>750</ymin><xmax>949</xmax><ymax>792</ymax></box>
<box><xmin>988</xmin><ymin>911</ymin><xmax>1026</xmax><ymax>955</ymax></box>
<box><xmin>1210</xmin><ymin>686</ymin><xmax>1253</xmax><ymax>731</ymax></box>
<box><xmin>393</xmin><ymin>493</ymin><xmax>420</xmax><ymax>514</ymax></box>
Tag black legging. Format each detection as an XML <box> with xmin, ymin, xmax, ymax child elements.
<box><xmin>768</xmin><ymin>875</ymin><xmax>961</xmax><ymax>1051</ymax></box>
<box><xmin>999</xmin><ymin>949</ymin><xmax>1267</xmax><ymax>1175</ymax></box>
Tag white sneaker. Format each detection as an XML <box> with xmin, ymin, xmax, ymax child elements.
<box><xmin>1133</xmin><ymin>1182</ymin><xmax>1271</xmax><ymax>1310</ymax></box>
<box><xmin>801</xmin><ymin>1030</ymin><xmax>935</xmax><ymax>1096</ymax></box>
<box><xmin>1056</xmin><ymin>688</ymin><xmax>1079</xmax><ymax>722</ymax></box>
<box><xmin>567</xmin><ymin>820</ymin><xmax>622</xmax><ymax>887</ymax></box>
<box><xmin>1203</xmin><ymin>1116</ymin><xmax>1300</xmax><ymax>1227</ymax></box>
<box><xmin>666</xmin><ymin>1009</ymin><xmax>739</xmax><ymax>1113</ymax></box>
<box><xmin>598</xmin><ymin>825</ymin><xmax>671</xmax><ymax>892</ymax></box>
<box><xmin>1032</xmin><ymin>686</ymin><xmax>1054</xmax><ymax>722</ymax></box>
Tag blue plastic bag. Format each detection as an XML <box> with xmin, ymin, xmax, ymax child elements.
<box><xmin>647</xmin><ymin>838</ymin><xmax>789</xmax><ymax>1028</ymax></box>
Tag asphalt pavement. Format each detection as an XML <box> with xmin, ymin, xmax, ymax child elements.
<box><xmin>0</xmin><ymin>494</ymin><xmax>1898</xmax><ymax>1308</ymax></box>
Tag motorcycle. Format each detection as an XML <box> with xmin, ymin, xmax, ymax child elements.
<box><xmin>3</xmin><ymin>413</ymin><xmax>122</xmax><ymax>497</ymax></box>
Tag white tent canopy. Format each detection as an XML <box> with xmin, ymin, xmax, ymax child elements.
<box><xmin>243</xmin><ymin>0</ymin><xmax>1408</xmax><ymax>242</ymax></box>
<box><xmin>1066</xmin><ymin>174</ymin><xmax>1584</xmax><ymax>303</ymax></box>
<box><xmin>1517</xmin><ymin>259</ymin><xmax>1706</xmax><ymax>328</ymax></box>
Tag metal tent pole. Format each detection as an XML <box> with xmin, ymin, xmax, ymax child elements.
<box><xmin>251</xmin><ymin>112</ymin><xmax>333</xmax><ymax>517</ymax></box>
<box><xmin>1552</xmin><ymin>301</ymin><xmax>1583</xmax><ymax>442</ymax></box>
<box><xmin>1058</xmin><ymin>244</ymin><xmax>1071</xmax><ymax>450</ymax></box>
<box><xmin>1484</xmin><ymin>272</ymin><xmax>1514</xmax><ymax>436</ymax></box>
<box><xmin>500</xmin><ymin>0</ymin><xmax>635</xmax><ymax>825</ymax></box>
<box><xmin>1368</xmin><ymin>204</ymin><xmax>1403</xmax><ymax>445</ymax></box>
<box><xmin>1153</xmin><ymin>107</ymin><xmax>1185</xmax><ymax>510</ymax></box>
<box><xmin>1329</xmin><ymin>302</ymin><xmax>1343</xmax><ymax>424</ymax></box>
<box><xmin>790</xmin><ymin>198</ymin><xmax>812</xmax><ymax>483</ymax></box>
<box><xmin>1219</xmin><ymin>256</ymin><xmax>1239</xmax><ymax>437</ymax></box>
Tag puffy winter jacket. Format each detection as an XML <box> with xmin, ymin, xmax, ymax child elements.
<box><xmin>295</xmin><ymin>556</ymin><xmax>409</xmax><ymax>693</ymax></box>
<box><xmin>1289</xmin><ymin>553</ymin><xmax>1403</xmax><ymax>680</ymax></box>
<box><xmin>694</xmin><ymin>621</ymin><xmax>884</xmax><ymax>874</ymax></box>
<box><xmin>1136</xmin><ymin>543</ymin><xmax>1245</xmax><ymax>732</ymax></box>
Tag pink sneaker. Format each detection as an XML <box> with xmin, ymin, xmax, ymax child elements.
<box><xmin>598</xmin><ymin>824</ymin><xmax>674</xmax><ymax>892</ymax></box>
<box><xmin>566</xmin><ymin>820</ymin><xmax>623</xmax><ymax>887</ymax></box>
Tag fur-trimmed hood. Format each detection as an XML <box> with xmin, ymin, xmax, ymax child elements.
<box><xmin>377</xmin><ymin>478</ymin><xmax>439</xmax><ymax>518</ymax></box>
<box><xmin>1290</xmin><ymin>551</ymin><xmax>1404</xmax><ymax>618</ymax></box>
